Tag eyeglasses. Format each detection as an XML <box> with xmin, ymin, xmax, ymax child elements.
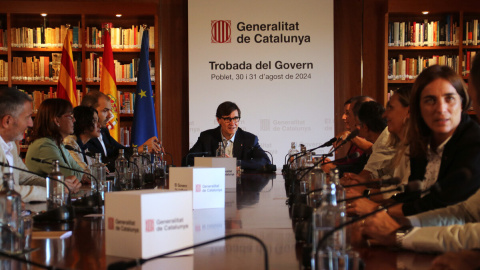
<box><xmin>62</xmin><ymin>113</ymin><xmax>74</xmax><ymax>120</ymax></box>
<box><xmin>221</xmin><ymin>116</ymin><xmax>240</xmax><ymax>123</ymax></box>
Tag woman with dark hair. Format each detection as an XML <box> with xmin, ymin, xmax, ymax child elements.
<box><xmin>386</xmin><ymin>65</ymin><xmax>480</xmax><ymax>217</ymax></box>
<box><xmin>25</xmin><ymin>99</ymin><xmax>84</xmax><ymax>191</ymax></box>
<box><xmin>63</xmin><ymin>106</ymin><xmax>101</xmax><ymax>183</ymax></box>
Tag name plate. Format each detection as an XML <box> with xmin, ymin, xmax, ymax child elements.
<box><xmin>105</xmin><ymin>190</ymin><xmax>193</xmax><ymax>259</ymax></box>
<box><xmin>194</xmin><ymin>157</ymin><xmax>237</xmax><ymax>189</ymax></box>
<box><xmin>169</xmin><ymin>167</ymin><xmax>225</xmax><ymax>209</ymax></box>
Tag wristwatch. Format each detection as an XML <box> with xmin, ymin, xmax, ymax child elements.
<box><xmin>395</xmin><ymin>225</ymin><xmax>413</xmax><ymax>248</ymax></box>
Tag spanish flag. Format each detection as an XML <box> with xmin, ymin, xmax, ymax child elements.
<box><xmin>57</xmin><ymin>28</ymin><xmax>77</xmax><ymax>106</ymax></box>
<box><xmin>100</xmin><ymin>24</ymin><xmax>119</xmax><ymax>141</ymax></box>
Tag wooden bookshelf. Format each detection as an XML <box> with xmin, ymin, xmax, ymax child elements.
<box><xmin>385</xmin><ymin>0</ymin><xmax>480</xmax><ymax>103</ymax></box>
<box><xmin>1</xmin><ymin>1</ymin><xmax>160</xmax><ymax>148</ymax></box>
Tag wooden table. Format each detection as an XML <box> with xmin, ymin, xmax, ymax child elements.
<box><xmin>8</xmin><ymin>173</ymin><xmax>436</xmax><ymax>269</ymax></box>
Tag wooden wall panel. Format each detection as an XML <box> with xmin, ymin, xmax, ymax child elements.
<box><xmin>159</xmin><ymin>0</ymin><xmax>189</xmax><ymax>166</ymax></box>
<box><xmin>334</xmin><ymin>0</ymin><xmax>362</xmax><ymax>135</ymax></box>
<box><xmin>362</xmin><ymin>0</ymin><xmax>387</xmax><ymax>104</ymax></box>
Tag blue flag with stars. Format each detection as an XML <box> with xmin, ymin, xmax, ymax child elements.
<box><xmin>132</xmin><ymin>29</ymin><xmax>157</xmax><ymax>147</ymax></box>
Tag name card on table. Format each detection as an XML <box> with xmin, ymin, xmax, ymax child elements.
<box><xmin>194</xmin><ymin>157</ymin><xmax>237</xmax><ymax>189</ymax></box>
<box><xmin>105</xmin><ymin>190</ymin><xmax>193</xmax><ymax>259</ymax></box>
<box><xmin>169</xmin><ymin>167</ymin><xmax>225</xmax><ymax>209</ymax></box>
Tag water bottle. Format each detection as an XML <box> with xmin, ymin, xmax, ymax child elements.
<box><xmin>129</xmin><ymin>147</ymin><xmax>143</xmax><ymax>189</ymax></box>
<box><xmin>307</xmin><ymin>163</ymin><xmax>325</xmax><ymax>208</ymax></box>
<box><xmin>153</xmin><ymin>152</ymin><xmax>166</xmax><ymax>189</ymax></box>
<box><xmin>115</xmin><ymin>149</ymin><xmax>130</xmax><ymax>190</ymax></box>
<box><xmin>216</xmin><ymin>142</ymin><xmax>225</xmax><ymax>157</ymax></box>
<box><xmin>298</xmin><ymin>144</ymin><xmax>307</xmax><ymax>169</ymax></box>
<box><xmin>312</xmin><ymin>182</ymin><xmax>344</xmax><ymax>253</ymax></box>
<box><xmin>142</xmin><ymin>145</ymin><xmax>153</xmax><ymax>186</ymax></box>
<box><xmin>331</xmin><ymin>168</ymin><xmax>348</xmax><ymax>250</ymax></box>
<box><xmin>288</xmin><ymin>142</ymin><xmax>299</xmax><ymax>169</ymax></box>
<box><xmin>0</xmin><ymin>169</ymin><xmax>22</xmax><ymax>254</ymax></box>
<box><xmin>46</xmin><ymin>160</ymin><xmax>66</xmax><ymax>210</ymax></box>
<box><xmin>90</xmin><ymin>153</ymin><xmax>106</xmax><ymax>199</ymax></box>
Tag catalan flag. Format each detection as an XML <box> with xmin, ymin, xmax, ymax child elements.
<box><xmin>99</xmin><ymin>24</ymin><xmax>119</xmax><ymax>140</ymax></box>
<box><xmin>57</xmin><ymin>29</ymin><xmax>77</xmax><ymax>106</ymax></box>
<box><xmin>132</xmin><ymin>28</ymin><xmax>157</xmax><ymax>147</ymax></box>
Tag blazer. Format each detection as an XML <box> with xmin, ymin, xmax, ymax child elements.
<box><xmin>0</xmin><ymin>139</ymin><xmax>46</xmax><ymax>202</ymax></box>
<box><xmin>25</xmin><ymin>137</ymin><xmax>84</xmax><ymax>180</ymax></box>
<box><xmin>85</xmin><ymin>128</ymin><xmax>127</xmax><ymax>172</ymax></box>
<box><xmin>183</xmin><ymin>126</ymin><xmax>271</xmax><ymax>171</ymax></box>
<box><xmin>401</xmin><ymin>113</ymin><xmax>480</xmax><ymax>216</ymax></box>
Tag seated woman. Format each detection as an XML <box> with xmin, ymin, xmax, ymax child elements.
<box><xmin>348</xmin><ymin>65</ymin><xmax>480</xmax><ymax>217</ymax></box>
<box><xmin>343</xmin><ymin>86</ymin><xmax>412</xmax><ymax>201</ymax></box>
<box><xmin>25</xmin><ymin>98</ymin><xmax>84</xmax><ymax>192</ymax></box>
<box><xmin>63</xmin><ymin>106</ymin><xmax>101</xmax><ymax>184</ymax></box>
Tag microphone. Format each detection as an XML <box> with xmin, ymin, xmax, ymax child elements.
<box><xmin>337</xmin><ymin>180</ymin><xmax>423</xmax><ymax>203</ymax></box>
<box><xmin>343</xmin><ymin>177</ymin><xmax>402</xmax><ymax>188</ymax></box>
<box><xmin>31</xmin><ymin>157</ymin><xmax>103</xmax><ymax>212</ymax></box>
<box><xmin>320</xmin><ymin>137</ymin><xmax>338</xmax><ymax>148</ymax></box>
<box><xmin>65</xmin><ymin>144</ymin><xmax>95</xmax><ymax>158</ymax></box>
<box><xmin>0</xmin><ymin>161</ymin><xmax>75</xmax><ymax>223</ymax></box>
<box><xmin>320</xmin><ymin>152</ymin><xmax>360</xmax><ymax>165</ymax></box>
<box><xmin>251</xmin><ymin>145</ymin><xmax>277</xmax><ymax>173</ymax></box>
<box><xmin>334</xmin><ymin>129</ymin><xmax>359</xmax><ymax>150</ymax></box>
<box><xmin>107</xmin><ymin>233</ymin><xmax>269</xmax><ymax>270</ymax></box>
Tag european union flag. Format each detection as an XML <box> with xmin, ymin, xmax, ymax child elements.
<box><xmin>132</xmin><ymin>29</ymin><xmax>157</xmax><ymax>147</ymax></box>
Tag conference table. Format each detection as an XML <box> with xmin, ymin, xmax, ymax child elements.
<box><xmin>9</xmin><ymin>173</ymin><xmax>438</xmax><ymax>269</ymax></box>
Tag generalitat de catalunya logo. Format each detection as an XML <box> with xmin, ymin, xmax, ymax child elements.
<box><xmin>211</xmin><ymin>20</ymin><xmax>231</xmax><ymax>43</ymax></box>
<box><xmin>145</xmin><ymin>219</ymin><xmax>154</xmax><ymax>232</ymax></box>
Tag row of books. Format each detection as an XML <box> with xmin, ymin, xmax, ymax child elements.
<box><xmin>0</xmin><ymin>29</ymin><xmax>7</xmax><ymax>50</ymax></box>
<box><xmin>29</xmin><ymin>88</ymin><xmax>140</xmax><ymax>115</ymax></box>
<box><xmin>119</xmin><ymin>126</ymin><xmax>132</xmax><ymax>147</ymax></box>
<box><xmin>31</xmin><ymin>88</ymin><xmax>83</xmax><ymax>112</ymax></box>
<box><xmin>0</xmin><ymin>60</ymin><xmax>7</xmax><ymax>81</ymax></box>
<box><xmin>118</xmin><ymin>91</ymin><xmax>136</xmax><ymax>114</ymax></box>
<box><xmin>10</xmin><ymin>54</ymin><xmax>82</xmax><ymax>82</ymax></box>
<box><xmin>463</xmin><ymin>50</ymin><xmax>478</xmax><ymax>76</ymax></box>
<box><xmin>85</xmin><ymin>52</ymin><xmax>155</xmax><ymax>82</ymax></box>
<box><xmin>388</xmin><ymin>15</ymin><xmax>460</xmax><ymax>47</ymax></box>
<box><xmin>85</xmin><ymin>25</ymin><xmax>155</xmax><ymax>49</ymax></box>
<box><xmin>10</xmin><ymin>25</ymin><xmax>82</xmax><ymax>48</ymax></box>
<box><xmin>463</xmin><ymin>20</ymin><xmax>480</xmax><ymax>46</ymax></box>
<box><xmin>387</xmin><ymin>54</ymin><xmax>459</xmax><ymax>80</ymax></box>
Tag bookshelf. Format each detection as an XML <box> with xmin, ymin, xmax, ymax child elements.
<box><xmin>384</xmin><ymin>1</ymin><xmax>480</xmax><ymax>105</ymax></box>
<box><xmin>1</xmin><ymin>1</ymin><xmax>159</xmax><ymax>147</ymax></box>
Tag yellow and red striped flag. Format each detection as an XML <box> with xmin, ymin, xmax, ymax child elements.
<box><xmin>100</xmin><ymin>24</ymin><xmax>119</xmax><ymax>140</ymax></box>
<box><xmin>57</xmin><ymin>29</ymin><xmax>77</xmax><ymax>106</ymax></box>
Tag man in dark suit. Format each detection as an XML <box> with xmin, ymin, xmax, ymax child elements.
<box><xmin>183</xmin><ymin>101</ymin><xmax>271</xmax><ymax>171</ymax></box>
<box><xmin>81</xmin><ymin>91</ymin><xmax>161</xmax><ymax>171</ymax></box>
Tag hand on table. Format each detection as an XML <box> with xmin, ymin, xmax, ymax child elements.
<box><xmin>141</xmin><ymin>136</ymin><xmax>163</xmax><ymax>153</ymax></box>
<box><xmin>65</xmin><ymin>176</ymin><xmax>82</xmax><ymax>193</ymax></box>
<box><xmin>361</xmin><ymin>210</ymin><xmax>400</xmax><ymax>246</ymax></box>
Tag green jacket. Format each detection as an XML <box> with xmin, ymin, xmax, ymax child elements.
<box><xmin>25</xmin><ymin>137</ymin><xmax>84</xmax><ymax>180</ymax></box>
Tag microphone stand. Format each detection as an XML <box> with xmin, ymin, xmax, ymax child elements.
<box><xmin>31</xmin><ymin>157</ymin><xmax>103</xmax><ymax>214</ymax></box>
<box><xmin>0</xmin><ymin>162</ymin><xmax>75</xmax><ymax>223</ymax></box>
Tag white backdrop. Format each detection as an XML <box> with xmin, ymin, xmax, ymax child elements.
<box><xmin>188</xmin><ymin>0</ymin><xmax>334</xmax><ymax>170</ymax></box>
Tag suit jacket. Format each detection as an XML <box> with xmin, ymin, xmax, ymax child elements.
<box><xmin>85</xmin><ymin>128</ymin><xmax>128</xmax><ymax>172</ymax></box>
<box><xmin>183</xmin><ymin>126</ymin><xmax>271</xmax><ymax>171</ymax></box>
<box><xmin>400</xmin><ymin>113</ymin><xmax>480</xmax><ymax>216</ymax></box>
<box><xmin>0</xmin><ymin>139</ymin><xmax>46</xmax><ymax>202</ymax></box>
